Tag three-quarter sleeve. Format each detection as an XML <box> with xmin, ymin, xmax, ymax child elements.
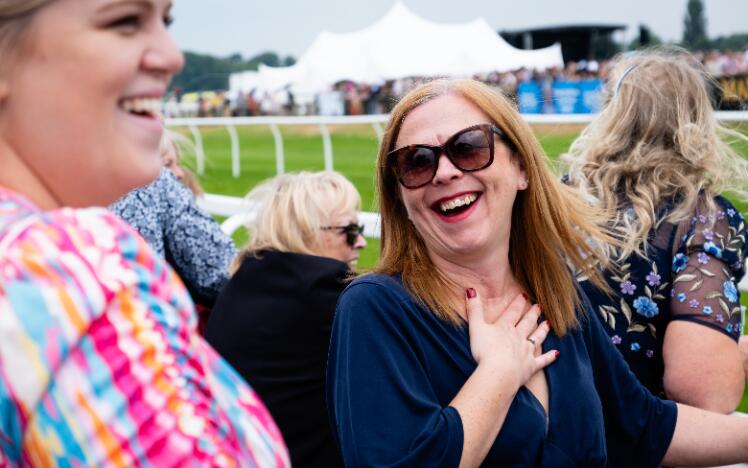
<box><xmin>670</xmin><ymin>197</ymin><xmax>746</xmax><ymax>340</ymax></box>
<box><xmin>326</xmin><ymin>279</ymin><xmax>464</xmax><ymax>467</ymax></box>
<box><xmin>581</xmin><ymin>296</ymin><xmax>678</xmax><ymax>466</ymax></box>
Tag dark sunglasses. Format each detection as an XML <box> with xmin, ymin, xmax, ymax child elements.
<box><xmin>387</xmin><ymin>123</ymin><xmax>511</xmax><ymax>189</ymax></box>
<box><xmin>322</xmin><ymin>222</ymin><xmax>365</xmax><ymax>247</ymax></box>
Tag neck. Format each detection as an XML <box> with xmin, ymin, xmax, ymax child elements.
<box><xmin>430</xmin><ymin>242</ymin><xmax>523</xmax><ymax>321</ymax></box>
<box><xmin>0</xmin><ymin>139</ymin><xmax>60</xmax><ymax>210</ymax></box>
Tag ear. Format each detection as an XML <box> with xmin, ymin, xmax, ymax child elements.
<box><xmin>515</xmin><ymin>154</ymin><xmax>528</xmax><ymax>191</ymax></box>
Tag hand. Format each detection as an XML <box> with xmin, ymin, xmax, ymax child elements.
<box><xmin>465</xmin><ymin>288</ymin><xmax>557</xmax><ymax>387</ymax></box>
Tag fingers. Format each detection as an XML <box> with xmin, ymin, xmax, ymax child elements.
<box><xmin>498</xmin><ymin>292</ymin><xmax>530</xmax><ymax>326</ymax></box>
<box><xmin>515</xmin><ymin>304</ymin><xmax>541</xmax><ymax>338</ymax></box>
<box><xmin>534</xmin><ymin>349</ymin><xmax>560</xmax><ymax>372</ymax></box>
<box><xmin>527</xmin><ymin>320</ymin><xmax>551</xmax><ymax>354</ymax></box>
<box><xmin>465</xmin><ymin>287</ymin><xmax>485</xmax><ymax>326</ymax></box>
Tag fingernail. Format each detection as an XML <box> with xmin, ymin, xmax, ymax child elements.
<box><xmin>466</xmin><ymin>288</ymin><xmax>477</xmax><ymax>299</ymax></box>
<box><xmin>554</xmin><ymin>350</ymin><xmax>560</xmax><ymax>358</ymax></box>
<box><xmin>545</xmin><ymin>320</ymin><xmax>552</xmax><ymax>331</ymax></box>
<box><xmin>521</xmin><ymin>292</ymin><xmax>529</xmax><ymax>300</ymax></box>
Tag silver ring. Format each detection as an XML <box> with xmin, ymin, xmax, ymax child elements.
<box><xmin>527</xmin><ymin>337</ymin><xmax>536</xmax><ymax>345</ymax></box>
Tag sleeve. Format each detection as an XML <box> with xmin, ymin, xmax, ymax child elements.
<box><xmin>326</xmin><ymin>280</ymin><xmax>464</xmax><ymax>467</ymax></box>
<box><xmin>160</xmin><ymin>171</ymin><xmax>238</xmax><ymax>306</ymax></box>
<box><xmin>669</xmin><ymin>197</ymin><xmax>746</xmax><ymax>340</ymax></box>
<box><xmin>2</xmin><ymin>211</ymin><xmax>289</xmax><ymax>466</ymax></box>
<box><xmin>581</xmin><ymin>296</ymin><xmax>678</xmax><ymax>467</ymax></box>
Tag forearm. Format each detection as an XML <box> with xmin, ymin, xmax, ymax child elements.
<box><xmin>662</xmin><ymin>403</ymin><xmax>748</xmax><ymax>466</ymax></box>
<box><xmin>450</xmin><ymin>361</ymin><xmax>521</xmax><ymax>468</ymax></box>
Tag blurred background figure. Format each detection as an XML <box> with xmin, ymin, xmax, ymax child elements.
<box><xmin>160</xmin><ymin>128</ymin><xmax>204</xmax><ymax>197</ymax></box>
<box><xmin>0</xmin><ymin>0</ymin><xmax>288</xmax><ymax>464</ymax></box>
<box><xmin>563</xmin><ymin>47</ymin><xmax>748</xmax><ymax>412</ymax></box>
<box><xmin>111</xmin><ymin>129</ymin><xmax>237</xmax><ymax>314</ymax></box>
<box><xmin>206</xmin><ymin>171</ymin><xmax>366</xmax><ymax>467</ymax></box>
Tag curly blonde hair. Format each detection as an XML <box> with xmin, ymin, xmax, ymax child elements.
<box><xmin>563</xmin><ymin>47</ymin><xmax>748</xmax><ymax>258</ymax></box>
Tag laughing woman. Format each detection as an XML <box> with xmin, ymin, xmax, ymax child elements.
<box><xmin>0</xmin><ymin>0</ymin><xmax>287</xmax><ymax>465</ymax></box>
<box><xmin>326</xmin><ymin>78</ymin><xmax>748</xmax><ymax>466</ymax></box>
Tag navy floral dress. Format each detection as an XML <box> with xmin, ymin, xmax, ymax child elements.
<box><xmin>579</xmin><ymin>195</ymin><xmax>746</xmax><ymax>397</ymax></box>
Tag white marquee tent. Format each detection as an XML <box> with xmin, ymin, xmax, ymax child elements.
<box><xmin>230</xmin><ymin>2</ymin><xmax>564</xmax><ymax>95</ymax></box>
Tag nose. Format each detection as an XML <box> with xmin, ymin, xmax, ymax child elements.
<box><xmin>143</xmin><ymin>24</ymin><xmax>185</xmax><ymax>79</ymax></box>
<box><xmin>353</xmin><ymin>233</ymin><xmax>367</xmax><ymax>250</ymax></box>
<box><xmin>431</xmin><ymin>153</ymin><xmax>463</xmax><ymax>186</ymax></box>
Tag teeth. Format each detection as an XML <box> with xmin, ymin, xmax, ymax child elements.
<box><xmin>440</xmin><ymin>193</ymin><xmax>477</xmax><ymax>212</ymax></box>
<box><xmin>120</xmin><ymin>97</ymin><xmax>163</xmax><ymax>118</ymax></box>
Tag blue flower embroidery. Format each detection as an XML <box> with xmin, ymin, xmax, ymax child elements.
<box><xmin>697</xmin><ymin>252</ymin><xmax>709</xmax><ymax>264</ymax></box>
<box><xmin>727</xmin><ymin>208</ymin><xmax>736</xmax><ymax>218</ymax></box>
<box><xmin>723</xmin><ymin>280</ymin><xmax>738</xmax><ymax>302</ymax></box>
<box><xmin>677</xmin><ymin>293</ymin><xmax>687</xmax><ymax>303</ymax></box>
<box><xmin>727</xmin><ymin>323</ymin><xmax>734</xmax><ymax>333</ymax></box>
<box><xmin>702</xmin><ymin>306</ymin><xmax>713</xmax><ymax>315</ymax></box>
<box><xmin>633</xmin><ymin>296</ymin><xmax>659</xmax><ymax>318</ymax></box>
<box><xmin>672</xmin><ymin>253</ymin><xmax>688</xmax><ymax>273</ymax></box>
<box><xmin>703</xmin><ymin>242</ymin><xmax>722</xmax><ymax>259</ymax></box>
<box><xmin>630</xmin><ymin>342</ymin><xmax>641</xmax><ymax>352</ymax></box>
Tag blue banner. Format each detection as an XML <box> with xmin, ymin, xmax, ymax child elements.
<box><xmin>517</xmin><ymin>82</ymin><xmax>543</xmax><ymax>114</ymax></box>
<box><xmin>551</xmin><ymin>80</ymin><xmax>603</xmax><ymax>114</ymax></box>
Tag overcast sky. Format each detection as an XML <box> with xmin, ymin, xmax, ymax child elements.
<box><xmin>171</xmin><ymin>0</ymin><xmax>747</xmax><ymax>59</ymax></box>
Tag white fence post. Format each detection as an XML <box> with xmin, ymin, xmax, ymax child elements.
<box><xmin>320</xmin><ymin>124</ymin><xmax>333</xmax><ymax>170</ymax></box>
<box><xmin>269</xmin><ymin>124</ymin><xmax>285</xmax><ymax>175</ymax></box>
<box><xmin>188</xmin><ymin>125</ymin><xmax>205</xmax><ymax>175</ymax></box>
<box><xmin>226</xmin><ymin>124</ymin><xmax>241</xmax><ymax>178</ymax></box>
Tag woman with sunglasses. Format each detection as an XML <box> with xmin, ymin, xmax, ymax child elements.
<box><xmin>326</xmin><ymin>78</ymin><xmax>748</xmax><ymax>466</ymax></box>
<box><xmin>0</xmin><ymin>0</ymin><xmax>289</xmax><ymax>464</ymax></box>
<box><xmin>206</xmin><ymin>170</ymin><xmax>366</xmax><ymax>467</ymax></box>
<box><xmin>563</xmin><ymin>49</ymin><xmax>747</xmax><ymax>414</ymax></box>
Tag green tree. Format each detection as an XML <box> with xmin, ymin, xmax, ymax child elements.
<box><xmin>682</xmin><ymin>0</ymin><xmax>709</xmax><ymax>51</ymax></box>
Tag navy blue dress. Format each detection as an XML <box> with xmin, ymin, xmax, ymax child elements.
<box><xmin>579</xmin><ymin>196</ymin><xmax>746</xmax><ymax>396</ymax></box>
<box><xmin>327</xmin><ymin>274</ymin><xmax>677</xmax><ymax>467</ymax></box>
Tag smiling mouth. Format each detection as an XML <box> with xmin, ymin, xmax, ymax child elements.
<box><xmin>118</xmin><ymin>97</ymin><xmax>163</xmax><ymax>119</ymax></box>
<box><xmin>431</xmin><ymin>192</ymin><xmax>481</xmax><ymax>217</ymax></box>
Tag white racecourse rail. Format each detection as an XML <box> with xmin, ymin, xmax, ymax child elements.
<box><xmin>170</xmin><ymin>112</ymin><xmax>748</xmax><ymax>293</ymax></box>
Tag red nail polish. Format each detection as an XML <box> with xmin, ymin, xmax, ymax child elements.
<box><xmin>554</xmin><ymin>350</ymin><xmax>560</xmax><ymax>358</ymax></box>
<box><xmin>521</xmin><ymin>292</ymin><xmax>529</xmax><ymax>300</ymax></box>
<box><xmin>546</xmin><ymin>320</ymin><xmax>552</xmax><ymax>331</ymax></box>
<box><xmin>466</xmin><ymin>288</ymin><xmax>476</xmax><ymax>299</ymax></box>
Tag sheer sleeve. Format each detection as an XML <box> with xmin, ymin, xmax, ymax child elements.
<box><xmin>669</xmin><ymin>196</ymin><xmax>746</xmax><ymax>340</ymax></box>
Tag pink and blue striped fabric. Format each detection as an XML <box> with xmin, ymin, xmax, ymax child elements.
<box><xmin>0</xmin><ymin>187</ymin><xmax>289</xmax><ymax>467</ymax></box>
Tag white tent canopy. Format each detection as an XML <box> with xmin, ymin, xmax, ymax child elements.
<box><xmin>231</xmin><ymin>2</ymin><xmax>563</xmax><ymax>95</ymax></box>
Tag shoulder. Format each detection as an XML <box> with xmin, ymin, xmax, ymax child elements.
<box><xmin>337</xmin><ymin>273</ymin><xmax>420</xmax><ymax>323</ymax></box>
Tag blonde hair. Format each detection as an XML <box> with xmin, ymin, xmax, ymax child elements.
<box><xmin>160</xmin><ymin>129</ymin><xmax>204</xmax><ymax>197</ymax></box>
<box><xmin>375</xmin><ymin>79</ymin><xmax>613</xmax><ymax>335</ymax></box>
<box><xmin>0</xmin><ymin>0</ymin><xmax>52</xmax><ymax>66</ymax></box>
<box><xmin>233</xmin><ymin>171</ymin><xmax>361</xmax><ymax>270</ymax></box>
<box><xmin>563</xmin><ymin>48</ymin><xmax>748</xmax><ymax>258</ymax></box>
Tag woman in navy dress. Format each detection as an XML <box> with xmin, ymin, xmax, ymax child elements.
<box><xmin>563</xmin><ymin>49</ymin><xmax>747</xmax><ymax>412</ymax></box>
<box><xmin>326</xmin><ymin>78</ymin><xmax>748</xmax><ymax>466</ymax></box>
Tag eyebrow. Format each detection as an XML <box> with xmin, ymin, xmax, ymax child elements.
<box><xmin>95</xmin><ymin>0</ymin><xmax>171</xmax><ymax>15</ymax></box>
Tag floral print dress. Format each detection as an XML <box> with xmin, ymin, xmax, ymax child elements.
<box><xmin>579</xmin><ymin>195</ymin><xmax>746</xmax><ymax>397</ymax></box>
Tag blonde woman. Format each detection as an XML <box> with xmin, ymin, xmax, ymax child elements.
<box><xmin>206</xmin><ymin>171</ymin><xmax>366</xmax><ymax>467</ymax></box>
<box><xmin>564</xmin><ymin>49</ymin><xmax>748</xmax><ymax>413</ymax></box>
<box><xmin>327</xmin><ymin>78</ymin><xmax>748</xmax><ymax>466</ymax></box>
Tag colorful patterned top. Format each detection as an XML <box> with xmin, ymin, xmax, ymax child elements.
<box><xmin>0</xmin><ymin>187</ymin><xmax>289</xmax><ymax>467</ymax></box>
<box><xmin>579</xmin><ymin>195</ymin><xmax>746</xmax><ymax>396</ymax></box>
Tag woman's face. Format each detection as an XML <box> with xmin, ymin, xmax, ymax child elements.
<box><xmin>0</xmin><ymin>0</ymin><xmax>183</xmax><ymax>207</ymax></box>
<box><xmin>394</xmin><ymin>93</ymin><xmax>526</xmax><ymax>264</ymax></box>
<box><xmin>321</xmin><ymin>211</ymin><xmax>367</xmax><ymax>269</ymax></box>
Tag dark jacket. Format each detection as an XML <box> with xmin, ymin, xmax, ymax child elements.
<box><xmin>206</xmin><ymin>250</ymin><xmax>348</xmax><ymax>468</ymax></box>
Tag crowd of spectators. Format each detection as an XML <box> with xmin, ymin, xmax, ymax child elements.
<box><xmin>165</xmin><ymin>47</ymin><xmax>748</xmax><ymax>118</ymax></box>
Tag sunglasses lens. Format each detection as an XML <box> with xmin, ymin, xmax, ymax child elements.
<box><xmin>448</xmin><ymin>128</ymin><xmax>492</xmax><ymax>171</ymax></box>
<box><xmin>341</xmin><ymin>224</ymin><xmax>363</xmax><ymax>247</ymax></box>
<box><xmin>395</xmin><ymin>147</ymin><xmax>438</xmax><ymax>189</ymax></box>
